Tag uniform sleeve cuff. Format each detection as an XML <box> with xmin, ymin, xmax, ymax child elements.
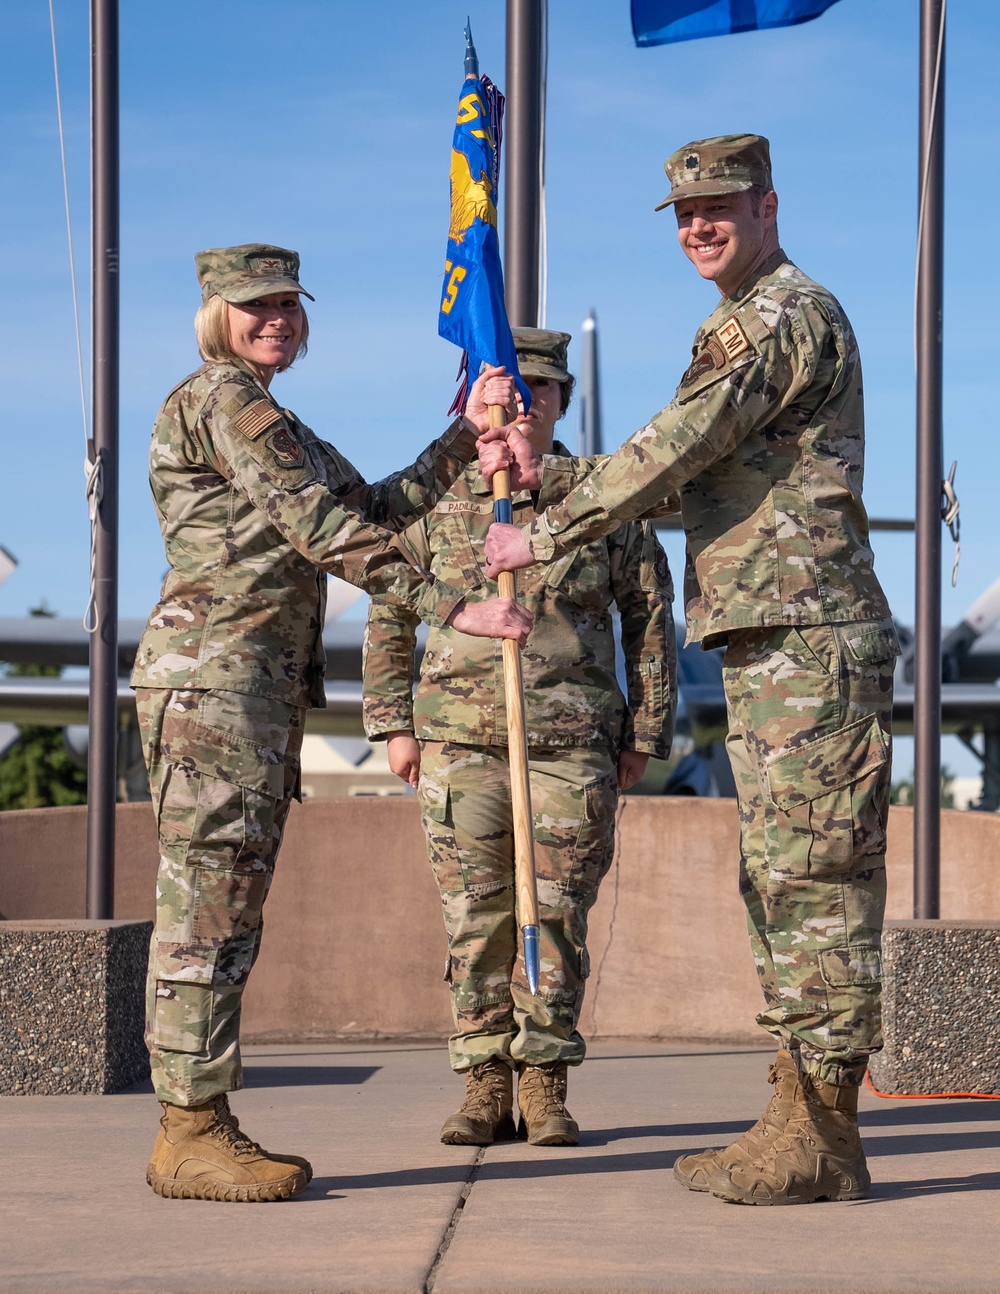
<box><xmin>524</xmin><ymin>520</ymin><xmax>556</xmax><ymax>564</ymax></box>
<box><xmin>437</xmin><ymin>416</ymin><xmax>479</xmax><ymax>463</ymax></box>
<box><xmin>415</xmin><ymin>579</ymin><xmax>465</xmax><ymax>628</ymax></box>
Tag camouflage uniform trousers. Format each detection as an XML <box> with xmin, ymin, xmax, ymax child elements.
<box><xmin>135</xmin><ymin>687</ymin><xmax>304</xmax><ymax>1106</ymax></box>
<box><xmin>722</xmin><ymin>620</ymin><xmax>898</xmax><ymax>1087</ymax></box>
<box><xmin>418</xmin><ymin>741</ymin><xmax>619</xmax><ymax>1072</ymax></box>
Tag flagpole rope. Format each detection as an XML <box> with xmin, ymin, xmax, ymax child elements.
<box><xmin>913</xmin><ymin>0</ymin><xmax>946</xmax><ymax>372</ymax></box>
<box><xmin>49</xmin><ymin>0</ymin><xmax>102</xmax><ymax>633</ymax></box>
<box><xmin>49</xmin><ymin>0</ymin><xmax>90</xmax><ymax>454</ymax></box>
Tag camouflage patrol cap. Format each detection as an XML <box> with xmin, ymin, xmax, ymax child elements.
<box><xmin>194</xmin><ymin>243</ymin><xmax>315</xmax><ymax>304</ymax></box>
<box><xmin>512</xmin><ymin>327</ymin><xmax>572</xmax><ymax>382</ymax></box>
<box><xmin>654</xmin><ymin>134</ymin><xmax>772</xmax><ymax>211</ymax></box>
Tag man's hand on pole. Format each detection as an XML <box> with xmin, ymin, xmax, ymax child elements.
<box><xmin>484</xmin><ymin>523</ymin><xmax>536</xmax><ymax>579</ymax></box>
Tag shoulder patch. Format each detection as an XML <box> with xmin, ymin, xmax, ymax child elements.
<box><xmin>234</xmin><ymin>400</ymin><xmax>283</xmax><ymax>440</ymax></box>
<box><xmin>266</xmin><ymin>426</ymin><xmax>305</xmax><ymax>467</ymax></box>
<box><xmin>715</xmin><ymin>316</ymin><xmax>751</xmax><ymax>361</ymax></box>
<box><xmin>680</xmin><ymin>334</ymin><xmax>728</xmax><ymax>389</ymax></box>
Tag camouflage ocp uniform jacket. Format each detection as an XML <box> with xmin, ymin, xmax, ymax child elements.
<box><xmin>131</xmin><ymin>360</ymin><xmax>478</xmax><ymax>708</ymax></box>
<box><xmin>521</xmin><ymin>252</ymin><xmax>892</xmax><ymax>646</ymax></box>
<box><xmin>363</xmin><ymin>442</ymin><xmax>676</xmax><ymax>758</ymax></box>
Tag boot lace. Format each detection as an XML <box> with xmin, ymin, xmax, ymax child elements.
<box><xmin>207</xmin><ymin>1097</ymin><xmax>265</xmax><ymax>1160</ymax></box>
<box><xmin>522</xmin><ymin>1066</ymin><xmax>568</xmax><ymax>1116</ymax></box>
<box><xmin>461</xmin><ymin>1062</ymin><xmax>509</xmax><ymax>1118</ymax></box>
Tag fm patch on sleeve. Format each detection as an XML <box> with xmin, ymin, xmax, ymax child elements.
<box><xmin>715</xmin><ymin>317</ymin><xmax>751</xmax><ymax>361</ymax></box>
<box><xmin>234</xmin><ymin>400</ymin><xmax>283</xmax><ymax>440</ymax></box>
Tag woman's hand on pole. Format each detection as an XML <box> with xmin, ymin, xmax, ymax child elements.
<box><xmin>465</xmin><ymin>366</ymin><xmax>516</xmax><ymax>433</ymax></box>
<box><xmin>477</xmin><ymin>424</ymin><xmax>543</xmax><ymax>491</ymax></box>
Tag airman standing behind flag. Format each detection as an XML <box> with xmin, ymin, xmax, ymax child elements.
<box><xmin>483</xmin><ymin>135</ymin><xmax>899</xmax><ymax>1204</ymax></box>
<box><xmin>364</xmin><ymin>328</ymin><xmax>676</xmax><ymax>1146</ymax></box>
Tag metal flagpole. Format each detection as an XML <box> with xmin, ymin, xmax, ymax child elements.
<box><xmin>579</xmin><ymin>310</ymin><xmax>603</xmax><ymax>457</ymax></box>
<box><xmin>86</xmin><ymin>0</ymin><xmax>119</xmax><ymax>919</ymax></box>
<box><xmin>913</xmin><ymin>0</ymin><xmax>946</xmax><ymax>919</ymax></box>
<box><xmin>504</xmin><ymin>0</ymin><xmax>543</xmax><ymax>328</ymax></box>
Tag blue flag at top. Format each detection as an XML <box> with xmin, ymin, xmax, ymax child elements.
<box><xmin>632</xmin><ymin>0</ymin><xmax>842</xmax><ymax>47</ymax></box>
<box><xmin>438</xmin><ymin>25</ymin><xmax>529</xmax><ymax>416</ymax></box>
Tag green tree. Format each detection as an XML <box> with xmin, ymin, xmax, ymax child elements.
<box><xmin>0</xmin><ymin>605</ymin><xmax>88</xmax><ymax>811</ymax></box>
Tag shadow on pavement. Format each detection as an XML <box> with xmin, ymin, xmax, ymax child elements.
<box><xmin>861</xmin><ymin>1100</ymin><xmax>1000</xmax><ymax>1127</ymax></box>
<box><xmin>242</xmin><ymin>1065</ymin><xmax>380</xmax><ymax>1088</ymax></box>
<box><xmin>860</xmin><ymin>1170</ymin><xmax>1000</xmax><ymax>1201</ymax></box>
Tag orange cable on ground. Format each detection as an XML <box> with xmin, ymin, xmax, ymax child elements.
<box><xmin>865</xmin><ymin>1072</ymin><xmax>1000</xmax><ymax>1101</ymax></box>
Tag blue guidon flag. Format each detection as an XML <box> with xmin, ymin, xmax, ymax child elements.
<box><xmin>631</xmin><ymin>0</ymin><xmax>843</xmax><ymax>46</ymax></box>
<box><xmin>438</xmin><ymin>25</ymin><xmax>529</xmax><ymax>417</ymax></box>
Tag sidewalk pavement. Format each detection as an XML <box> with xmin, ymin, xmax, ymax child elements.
<box><xmin>3</xmin><ymin>1041</ymin><xmax>998</xmax><ymax>1294</ymax></box>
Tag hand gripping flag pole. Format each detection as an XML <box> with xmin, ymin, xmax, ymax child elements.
<box><xmin>438</xmin><ymin>22</ymin><xmax>539</xmax><ymax>995</ymax></box>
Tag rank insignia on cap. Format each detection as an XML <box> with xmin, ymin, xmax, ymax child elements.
<box><xmin>715</xmin><ymin>317</ymin><xmax>751</xmax><ymax>361</ymax></box>
<box><xmin>268</xmin><ymin>427</ymin><xmax>304</xmax><ymax>466</ymax></box>
<box><xmin>234</xmin><ymin>400</ymin><xmax>283</xmax><ymax>440</ymax></box>
<box><xmin>684</xmin><ymin>154</ymin><xmax>699</xmax><ymax>171</ymax></box>
<box><xmin>254</xmin><ymin>257</ymin><xmax>286</xmax><ymax>273</ymax></box>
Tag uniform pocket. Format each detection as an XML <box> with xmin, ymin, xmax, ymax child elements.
<box><xmin>149</xmin><ymin>943</ymin><xmax>216</xmax><ymax>1056</ymax></box>
<box><xmin>536</xmin><ymin>768</ymin><xmax>619</xmax><ymax>897</ymax></box>
<box><xmin>766</xmin><ymin>714</ymin><xmax>889</xmax><ymax>878</ymax></box>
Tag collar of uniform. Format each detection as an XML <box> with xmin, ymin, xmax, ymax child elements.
<box><xmin>469</xmin><ymin>437</ymin><xmax>573</xmax><ymax>498</ymax></box>
<box><xmin>728</xmin><ymin>247</ymin><xmax>789</xmax><ymax>303</ymax></box>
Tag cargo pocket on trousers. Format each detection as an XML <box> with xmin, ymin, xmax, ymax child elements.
<box><xmin>150</xmin><ymin>943</ymin><xmax>216</xmax><ymax>1056</ymax></box>
<box><xmin>419</xmin><ymin>782</ymin><xmax>466</xmax><ymax>893</ymax></box>
<box><xmin>158</xmin><ymin>710</ymin><xmax>286</xmax><ymax>945</ymax></box>
<box><xmin>765</xmin><ymin>715</ymin><xmax>889</xmax><ymax>879</ymax></box>
<box><xmin>566</xmin><ymin>770</ymin><xmax>619</xmax><ymax>897</ymax></box>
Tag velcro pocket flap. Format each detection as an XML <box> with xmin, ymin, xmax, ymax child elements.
<box><xmin>420</xmin><ymin>779</ymin><xmax>450</xmax><ymax>823</ymax></box>
<box><xmin>766</xmin><ymin>714</ymin><xmax>888</xmax><ymax>812</ymax></box>
<box><xmin>159</xmin><ymin>711</ymin><xmax>285</xmax><ymax>798</ymax></box>
<box><xmin>844</xmin><ymin>623</ymin><xmax>901</xmax><ymax>665</ymax></box>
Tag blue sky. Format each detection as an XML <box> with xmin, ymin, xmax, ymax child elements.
<box><xmin>2</xmin><ymin>0</ymin><xmax>997</xmax><ymax>776</ymax></box>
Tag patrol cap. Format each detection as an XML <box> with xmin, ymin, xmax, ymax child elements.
<box><xmin>512</xmin><ymin>327</ymin><xmax>572</xmax><ymax>382</ymax></box>
<box><xmin>654</xmin><ymin>134</ymin><xmax>772</xmax><ymax>212</ymax></box>
<box><xmin>194</xmin><ymin>243</ymin><xmax>315</xmax><ymax>304</ymax></box>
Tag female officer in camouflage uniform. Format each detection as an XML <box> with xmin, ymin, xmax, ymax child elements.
<box><xmin>363</xmin><ymin>328</ymin><xmax>675</xmax><ymax>1146</ymax></box>
<box><xmin>132</xmin><ymin>244</ymin><xmax>530</xmax><ymax>1202</ymax></box>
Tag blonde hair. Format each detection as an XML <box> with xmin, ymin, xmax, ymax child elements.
<box><xmin>194</xmin><ymin>293</ymin><xmax>309</xmax><ymax>369</ymax></box>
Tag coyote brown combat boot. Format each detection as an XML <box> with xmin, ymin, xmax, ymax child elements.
<box><xmin>440</xmin><ymin>1058</ymin><xmax>516</xmax><ymax>1146</ymax></box>
<box><xmin>147</xmin><ymin>1096</ymin><xmax>308</xmax><ymax>1202</ymax></box>
<box><xmin>708</xmin><ymin>1073</ymin><xmax>870</xmax><ymax>1205</ymax></box>
<box><xmin>220</xmin><ymin>1095</ymin><xmax>313</xmax><ymax>1184</ymax></box>
<box><xmin>517</xmin><ymin>1062</ymin><xmax>580</xmax><ymax>1146</ymax></box>
<box><xmin>673</xmin><ymin>1049</ymin><xmax>800</xmax><ymax>1191</ymax></box>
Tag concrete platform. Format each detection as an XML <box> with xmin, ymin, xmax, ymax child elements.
<box><xmin>2</xmin><ymin>1042</ymin><xmax>998</xmax><ymax>1294</ymax></box>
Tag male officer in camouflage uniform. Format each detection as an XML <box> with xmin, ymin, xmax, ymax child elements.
<box><xmin>364</xmin><ymin>328</ymin><xmax>675</xmax><ymax>1147</ymax></box>
<box><xmin>483</xmin><ymin>137</ymin><xmax>898</xmax><ymax>1204</ymax></box>
<box><xmin>132</xmin><ymin>244</ymin><xmax>528</xmax><ymax>1201</ymax></box>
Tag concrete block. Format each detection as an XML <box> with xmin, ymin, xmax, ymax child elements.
<box><xmin>0</xmin><ymin>919</ymin><xmax>152</xmax><ymax>1095</ymax></box>
<box><xmin>869</xmin><ymin>920</ymin><xmax>1000</xmax><ymax>1096</ymax></box>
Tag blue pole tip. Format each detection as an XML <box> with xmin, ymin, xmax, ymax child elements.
<box><xmin>523</xmin><ymin>924</ymin><xmax>540</xmax><ymax>996</ymax></box>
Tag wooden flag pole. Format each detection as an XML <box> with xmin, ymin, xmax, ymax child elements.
<box><xmin>488</xmin><ymin>402</ymin><xmax>540</xmax><ymax>994</ymax></box>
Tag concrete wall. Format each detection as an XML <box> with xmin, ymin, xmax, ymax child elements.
<box><xmin>2</xmin><ymin>799</ymin><xmax>999</xmax><ymax>1043</ymax></box>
